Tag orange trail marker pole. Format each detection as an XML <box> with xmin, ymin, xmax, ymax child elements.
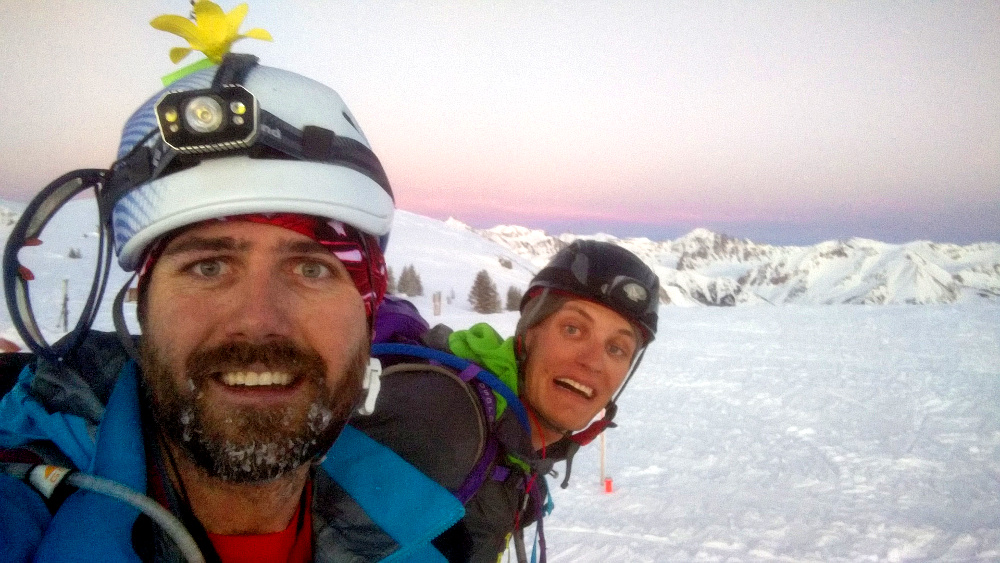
<box><xmin>600</xmin><ymin>431</ymin><xmax>613</xmax><ymax>492</ymax></box>
<box><xmin>599</xmin><ymin>428</ymin><xmax>605</xmax><ymax>483</ymax></box>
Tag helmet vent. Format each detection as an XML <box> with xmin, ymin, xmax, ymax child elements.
<box><xmin>342</xmin><ymin>111</ymin><xmax>361</xmax><ymax>135</ymax></box>
<box><xmin>570</xmin><ymin>253</ymin><xmax>589</xmax><ymax>285</ymax></box>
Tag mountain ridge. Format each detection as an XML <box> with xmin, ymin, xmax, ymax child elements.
<box><xmin>0</xmin><ymin>201</ymin><xmax>996</xmax><ymax>321</ymax></box>
<box><xmin>451</xmin><ymin>218</ymin><xmax>1000</xmax><ymax>306</ymax></box>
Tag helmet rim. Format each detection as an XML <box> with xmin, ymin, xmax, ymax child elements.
<box><xmin>521</xmin><ymin>240</ymin><xmax>660</xmax><ymax>341</ymax></box>
<box><xmin>109</xmin><ymin>58</ymin><xmax>393</xmax><ymax>270</ymax></box>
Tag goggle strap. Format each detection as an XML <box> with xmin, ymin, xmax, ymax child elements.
<box><xmin>612</xmin><ymin>346</ymin><xmax>647</xmax><ymax>404</ymax></box>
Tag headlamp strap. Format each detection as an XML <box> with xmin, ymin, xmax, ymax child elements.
<box><xmin>300</xmin><ymin>126</ymin><xmax>392</xmax><ymax>194</ymax></box>
<box><xmin>211</xmin><ymin>53</ymin><xmax>259</xmax><ymax>89</ymax></box>
<box><xmin>102</xmin><ymin>113</ymin><xmax>393</xmax><ymax>221</ymax></box>
<box><xmin>100</xmin><ymin>139</ymin><xmax>183</xmax><ymax>226</ymax></box>
<box><xmin>302</xmin><ymin>126</ymin><xmax>336</xmax><ymax>160</ymax></box>
<box><xmin>568</xmin><ymin>401</ymin><xmax>618</xmax><ymax>446</ymax></box>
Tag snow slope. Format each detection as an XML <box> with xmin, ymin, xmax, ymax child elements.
<box><xmin>533</xmin><ymin>305</ymin><xmax>1000</xmax><ymax>562</ymax></box>
<box><xmin>1</xmin><ymin>202</ymin><xmax>998</xmax><ymax>561</ymax></box>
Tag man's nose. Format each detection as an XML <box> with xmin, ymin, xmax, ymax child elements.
<box><xmin>575</xmin><ymin>337</ymin><xmax>606</xmax><ymax>373</ymax></box>
<box><xmin>224</xmin><ymin>270</ymin><xmax>293</xmax><ymax>340</ymax></box>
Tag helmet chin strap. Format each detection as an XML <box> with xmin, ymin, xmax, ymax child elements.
<box><xmin>355</xmin><ymin>234</ymin><xmax>383</xmax><ymax>416</ymax></box>
<box><xmin>554</xmin><ymin>402</ymin><xmax>619</xmax><ymax>490</ymax></box>
<box><xmin>556</xmin><ymin>347</ymin><xmax>646</xmax><ymax>489</ymax></box>
<box><xmin>566</xmin><ymin>342</ymin><xmax>646</xmax><ymax>446</ymax></box>
<box><xmin>568</xmin><ymin>400</ymin><xmax>619</xmax><ymax>447</ymax></box>
<box><xmin>112</xmin><ymin>274</ymin><xmax>142</xmax><ymax>364</ymax></box>
<box><xmin>612</xmin><ymin>345</ymin><xmax>647</xmax><ymax>403</ymax></box>
<box><xmin>355</xmin><ymin>358</ymin><xmax>382</xmax><ymax>415</ymax></box>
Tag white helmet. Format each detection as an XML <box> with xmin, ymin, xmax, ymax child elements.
<box><xmin>106</xmin><ymin>54</ymin><xmax>394</xmax><ymax>271</ymax></box>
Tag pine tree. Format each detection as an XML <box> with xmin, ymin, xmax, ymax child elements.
<box><xmin>397</xmin><ymin>265</ymin><xmax>412</xmax><ymax>295</ymax></box>
<box><xmin>386</xmin><ymin>266</ymin><xmax>396</xmax><ymax>294</ymax></box>
<box><xmin>505</xmin><ymin>286</ymin><xmax>523</xmax><ymax>311</ymax></box>
<box><xmin>411</xmin><ymin>266</ymin><xmax>424</xmax><ymax>296</ymax></box>
<box><xmin>397</xmin><ymin>264</ymin><xmax>424</xmax><ymax>297</ymax></box>
<box><xmin>468</xmin><ymin>270</ymin><xmax>501</xmax><ymax>314</ymax></box>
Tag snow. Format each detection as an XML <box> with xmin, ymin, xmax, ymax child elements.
<box><xmin>1</xmin><ymin>199</ymin><xmax>999</xmax><ymax>560</ymax></box>
<box><xmin>504</xmin><ymin>305</ymin><xmax>1000</xmax><ymax>562</ymax></box>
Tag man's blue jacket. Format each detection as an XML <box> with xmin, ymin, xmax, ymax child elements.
<box><xmin>0</xmin><ymin>333</ymin><xmax>463</xmax><ymax>562</ymax></box>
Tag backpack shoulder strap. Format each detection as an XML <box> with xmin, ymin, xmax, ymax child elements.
<box><xmin>371</xmin><ymin>343</ymin><xmax>530</xmax><ymax>433</ymax></box>
<box><xmin>381</xmin><ymin>360</ymin><xmax>489</xmax><ymax>459</ymax></box>
<box><xmin>369</xmin><ymin>343</ymin><xmax>537</xmax><ymax>505</ymax></box>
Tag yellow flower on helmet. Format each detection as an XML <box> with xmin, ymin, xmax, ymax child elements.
<box><xmin>151</xmin><ymin>1</ymin><xmax>272</xmax><ymax>64</ymax></box>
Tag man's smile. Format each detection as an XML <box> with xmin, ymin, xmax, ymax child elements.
<box><xmin>554</xmin><ymin>377</ymin><xmax>595</xmax><ymax>400</ymax></box>
<box><xmin>220</xmin><ymin>370</ymin><xmax>294</xmax><ymax>387</ymax></box>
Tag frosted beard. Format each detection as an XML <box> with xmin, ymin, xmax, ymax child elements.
<box><xmin>141</xmin><ymin>338</ymin><xmax>365</xmax><ymax>483</ymax></box>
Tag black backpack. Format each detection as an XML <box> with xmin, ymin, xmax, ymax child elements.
<box><xmin>362</xmin><ymin>296</ymin><xmax>554</xmax><ymax>562</ymax></box>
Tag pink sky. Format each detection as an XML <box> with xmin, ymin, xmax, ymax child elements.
<box><xmin>1</xmin><ymin>2</ymin><xmax>997</xmax><ymax>245</ymax></box>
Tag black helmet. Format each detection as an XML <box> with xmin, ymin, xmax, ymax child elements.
<box><xmin>521</xmin><ymin>240</ymin><xmax>659</xmax><ymax>342</ymax></box>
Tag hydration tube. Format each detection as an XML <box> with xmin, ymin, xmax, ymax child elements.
<box><xmin>1</xmin><ymin>462</ymin><xmax>205</xmax><ymax>563</ymax></box>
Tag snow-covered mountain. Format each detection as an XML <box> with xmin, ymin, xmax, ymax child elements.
<box><xmin>0</xmin><ymin>197</ymin><xmax>997</xmax><ymax>351</ymax></box>
<box><xmin>449</xmin><ymin>220</ymin><xmax>1000</xmax><ymax>306</ymax></box>
<box><xmin>1</xmin><ymin>205</ymin><xmax>999</xmax><ymax>561</ymax></box>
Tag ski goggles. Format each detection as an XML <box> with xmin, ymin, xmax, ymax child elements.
<box><xmin>3</xmin><ymin>169</ymin><xmax>114</xmax><ymax>359</ymax></box>
<box><xmin>2</xmin><ymin>172</ymin><xmax>390</xmax><ymax>361</ymax></box>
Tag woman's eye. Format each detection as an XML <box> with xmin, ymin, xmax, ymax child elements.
<box><xmin>297</xmin><ymin>261</ymin><xmax>331</xmax><ymax>279</ymax></box>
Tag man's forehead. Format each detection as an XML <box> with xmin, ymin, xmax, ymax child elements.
<box><xmin>556</xmin><ymin>299</ymin><xmax>639</xmax><ymax>340</ymax></box>
<box><xmin>163</xmin><ymin>220</ymin><xmax>330</xmax><ymax>254</ymax></box>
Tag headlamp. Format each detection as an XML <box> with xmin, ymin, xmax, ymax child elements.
<box><xmin>155</xmin><ymin>85</ymin><xmax>258</xmax><ymax>153</ymax></box>
<box><xmin>183</xmin><ymin>96</ymin><xmax>224</xmax><ymax>133</ymax></box>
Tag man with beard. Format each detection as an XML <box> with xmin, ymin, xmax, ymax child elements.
<box><xmin>0</xmin><ymin>54</ymin><xmax>462</xmax><ymax>562</ymax></box>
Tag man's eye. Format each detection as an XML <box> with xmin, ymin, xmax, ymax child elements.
<box><xmin>297</xmin><ymin>261</ymin><xmax>331</xmax><ymax>279</ymax></box>
<box><xmin>608</xmin><ymin>342</ymin><xmax>634</xmax><ymax>360</ymax></box>
<box><xmin>564</xmin><ymin>324</ymin><xmax>580</xmax><ymax>336</ymax></box>
<box><xmin>193</xmin><ymin>260</ymin><xmax>224</xmax><ymax>277</ymax></box>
